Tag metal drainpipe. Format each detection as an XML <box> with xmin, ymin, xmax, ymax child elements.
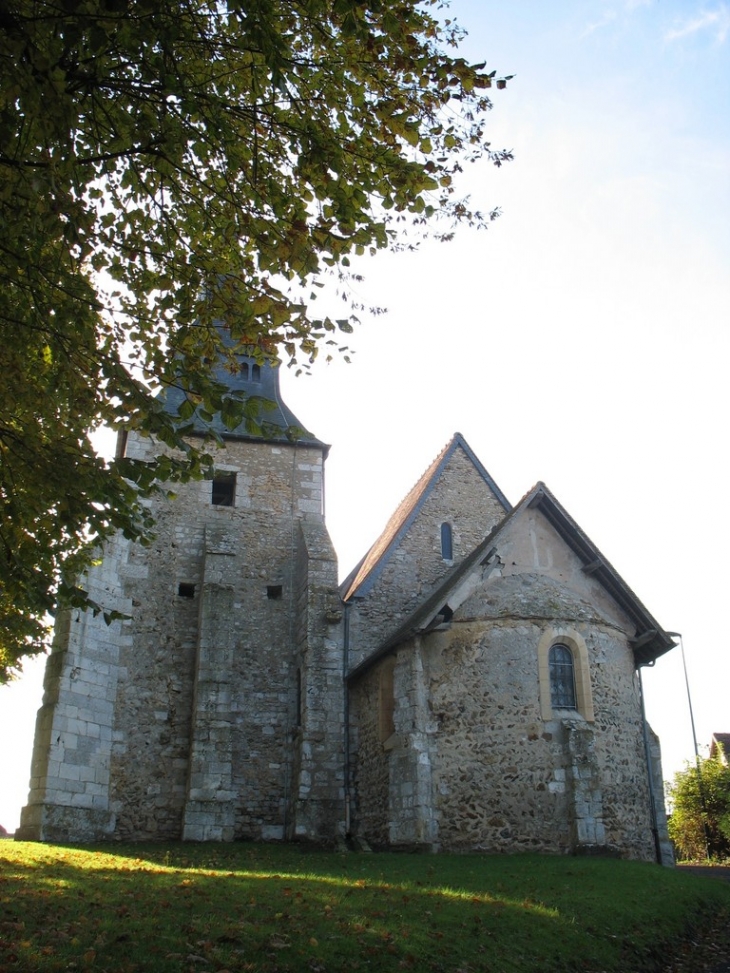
<box><xmin>638</xmin><ymin>662</ymin><xmax>663</xmax><ymax>865</ymax></box>
<box><xmin>343</xmin><ymin>599</ymin><xmax>351</xmax><ymax>837</ymax></box>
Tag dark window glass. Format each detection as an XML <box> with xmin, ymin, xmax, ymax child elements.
<box><xmin>441</xmin><ymin>522</ymin><xmax>453</xmax><ymax>560</ymax></box>
<box><xmin>212</xmin><ymin>473</ymin><xmax>236</xmax><ymax>506</ymax></box>
<box><xmin>549</xmin><ymin>643</ymin><xmax>577</xmax><ymax>709</ymax></box>
<box><xmin>178</xmin><ymin>583</ymin><xmax>195</xmax><ymax>599</ymax></box>
<box><xmin>267</xmin><ymin>585</ymin><xmax>283</xmax><ymax>600</ymax></box>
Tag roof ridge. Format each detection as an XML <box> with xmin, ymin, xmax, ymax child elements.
<box><xmin>348</xmin><ymin>480</ymin><xmax>675</xmax><ymax>680</ymax></box>
<box><xmin>340</xmin><ymin>435</ymin><xmax>459</xmax><ymax>601</ymax></box>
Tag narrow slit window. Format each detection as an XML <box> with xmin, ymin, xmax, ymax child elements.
<box><xmin>549</xmin><ymin>643</ymin><xmax>577</xmax><ymax>709</ymax></box>
<box><xmin>240</xmin><ymin>362</ymin><xmax>249</xmax><ymax>380</ymax></box>
<box><xmin>178</xmin><ymin>583</ymin><xmax>195</xmax><ymax>599</ymax></box>
<box><xmin>251</xmin><ymin>364</ymin><xmax>261</xmax><ymax>382</ymax></box>
<box><xmin>441</xmin><ymin>522</ymin><xmax>453</xmax><ymax>560</ymax></box>
<box><xmin>212</xmin><ymin>472</ymin><xmax>236</xmax><ymax>506</ymax></box>
<box><xmin>267</xmin><ymin>585</ymin><xmax>283</xmax><ymax>600</ymax></box>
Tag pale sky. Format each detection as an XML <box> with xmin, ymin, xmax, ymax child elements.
<box><xmin>1</xmin><ymin>0</ymin><xmax>728</xmax><ymax>833</ymax></box>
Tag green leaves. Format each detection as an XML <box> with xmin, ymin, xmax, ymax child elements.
<box><xmin>0</xmin><ymin>0</ymin><xmax>512</xmax><ymax>679</ymax></box>
<box><xmin>668</xmin><ymin>751</ymin><xmax>730</xmax><ymax>860</ymax></box>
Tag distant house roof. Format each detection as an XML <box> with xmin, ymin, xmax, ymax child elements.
<box><xmin>347</xmin><ymin>480</ymin><xmax>675</xmax><ymax>682</ymax></box>
<box><xmin>160</xmin><ymin>344</ymin><xmax>326</xmax><ymax>450</ymax></box>
<box><xmin>711</xmin><ymin>733</ymin><xmax>730</xmax><ymax>763</ymax></box>
<box><xmin>340</xmin><ymin>432</ymin><xmax>511</xmax><ymax>602</ymax></box>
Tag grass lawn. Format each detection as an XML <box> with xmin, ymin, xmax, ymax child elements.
<box><xmin>1</xmin><ymin>841</ymin><xmax>728</xmax><ymax>972</ymax></box>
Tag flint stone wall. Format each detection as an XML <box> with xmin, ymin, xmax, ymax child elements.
<box><xmin>350</xmin><ymin>568</ymin><xmax>658</xmax><ymax>860</ymax></box>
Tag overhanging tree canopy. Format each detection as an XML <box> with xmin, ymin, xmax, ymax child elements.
<box><xmin>0</xmin><ymin>0</ymin><xmax>512</xmax><ymax>680</ymax></box>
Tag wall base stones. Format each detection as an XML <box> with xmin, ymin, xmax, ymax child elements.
<box><xmin>182</xmin><ymin>801</ymin><xmax>236</xmax><ymax>842</ymax></box>
<box><xmin>16</xmin><ymin>804</ymin><xmax>116</xmax><ymax>843</ymax></box>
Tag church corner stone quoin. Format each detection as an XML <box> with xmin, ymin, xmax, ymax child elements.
<box><xmin>19</xmin><ymin>349</ymin><xmax>676</xmax><ymax>864</ymax></box>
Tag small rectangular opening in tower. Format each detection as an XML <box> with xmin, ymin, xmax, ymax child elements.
<box><xmin>212</xmin><ymin>472</ymin><xmax>236</xmax><ymax>506</ymax></box>
<box><xmin>115</xmin><ymin>429</ymin><xmax>128</xmax><ymax>460</ymax></box>
<box><xmin>178</xmin><ymin>583</ymin><xmax>196</xmax><ymax>599</ymax></box>
<box><xmin>267</xmin><ymin>585</ymin><xmax>283</xmax><ymax>600</ymax></box>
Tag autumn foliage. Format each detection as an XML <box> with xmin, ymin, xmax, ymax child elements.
<box><xmin>0</xmin><ymin>0</ymin><xmax>512</xmax><ymax>679</ymax></box>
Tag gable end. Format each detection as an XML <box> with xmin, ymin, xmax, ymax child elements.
<box><xmin>341</xmin><ymin>433</ymin><xmax>510</xmax><ymax>602</ymax></box>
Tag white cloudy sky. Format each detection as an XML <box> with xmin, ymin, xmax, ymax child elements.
<box><xmin>1</xmin><ymin>0</ymin><xmax>728</xmax><ymax>832</ymax></box>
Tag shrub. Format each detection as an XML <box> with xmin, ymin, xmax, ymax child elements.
<box><xmin>668</xmin><ymin>748</ymin><xmax>730</xmax><ymax>860</ymax></box>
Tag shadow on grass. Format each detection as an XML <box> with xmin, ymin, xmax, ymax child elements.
<box><xmin>2</xmin><ymin>843</ymin><xmax>729</xmax><ymax>972</ymax></box>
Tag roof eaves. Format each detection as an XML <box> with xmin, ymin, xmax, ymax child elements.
<box><xmin>527</xmin><ymin>483</ymin><xmax>675</xmax><ymax>665</ymax></box>
<box><xmin>346</xmin><ymin>510</ymin><xmax>515</xmax><ymax>683</ymax></box>
<box><xmin>348</xmin><ymin>481</ymin><xmax>675</xmax><ymax>679</ymax></box>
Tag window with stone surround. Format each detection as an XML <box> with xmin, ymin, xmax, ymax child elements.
<box><xmin>549</xmin><ymin>643</ymin><xmax>576</xmax><ymax>709</ymax></box>
<box><xmin>538</xmin><ymin>629</ymin><xmax>594</xmax><ymax>721</ymax></box>
<box><xmin>212</xmin><ymin>472</ymin><xmax>236</xmax><ymax>506</ymax></box>
<box><xmin>441</xmin><ymin>522</ymin><xmax>453</xmax><ymax>560</ymax></box>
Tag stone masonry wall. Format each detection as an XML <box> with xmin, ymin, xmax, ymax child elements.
<box><xmin>350</xmin><ymin>603</ymin><xmax>658</xmax><ymax>859</ymax></box>
<box><xmin>585</xmin><ymin>628</ymin><xmax>654</xmax><ymax>856</ymax></box>
<box><xmin>425</xmin><ymin>621</ymin><xmax>573</xmax><ymax>853</ymax></box>
<box><xmin>347</xmin><ymin>445</ymin><xmax>507</xmax><ymax>669</ymax></box>
<box><xmin>423</xmin><ymin>615</ymin><xmax>654</xmax><ymax>858</ymax></box>
<box><xmin>21</xmin><ymin>431</ymin><xmax>335</xmax><ymax>843</ymax></box>
<box><xmin>182</xmin><ymin>528</ymin><xmax>238</xmax><ymax>841</ymax></box>
<box><xmin>349</xmin><ymin>666</ymin><xmax>390</xmax><ymax>846</ymax></box>
<box><xmin>291</xmin><ymin>519</ymin><xmax>344</xmax><ymax>842</ymax></box>
<box><xmin>17</xmin><ymin>532</ymin><xmax>132</xmax><ymax>841</ymax></box>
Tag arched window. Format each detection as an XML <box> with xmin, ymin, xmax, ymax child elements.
<box><xmin>538</xmin><ymin>629</ymin><xmax>594</xmax><ymax>721</ymax></box>
<box><xmin>441</xmin><ymin>522</ymin><xmax>453</xmax><ymax>560</ymax></box>
<box><xmin>549</xmin><ymin>643</ymin><xmax>577</xmax><ymax>710</ymax></box>
<box><xmin>251</xmin><ymin>363</ymin><xmax>261</xmax><ymax>382</ymax></box>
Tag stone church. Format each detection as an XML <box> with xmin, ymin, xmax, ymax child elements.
<box><xmin>19</xmin><ymin>352</ymin><xmax>675</xmax><ymax>863</ymax></box>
